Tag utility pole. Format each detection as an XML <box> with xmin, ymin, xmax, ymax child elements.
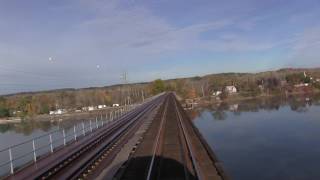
<box><xmin>121</xmin><ymin>71</ymin><xmax>129</xmax><ymax>106</ymax></box>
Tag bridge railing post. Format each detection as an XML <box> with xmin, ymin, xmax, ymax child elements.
<box><xmin>32</xmin><ymin>139</ymin><xmax>37</xmax><ymax>162</ymax></box>
<box><xmin>82</xmin><ymin>122</ymin><xmax>85</xmax><ymax>136</ymax></box>
<box><xmin>74</xmin><ymin>126</ymin><xmax>77</xmax><ymax>141</ymax></box>
<box><xmin>110</xmin><ymin>111</ymin><xmax>113</xmax><ymax>121</ymax></box>
<box><xmin>9</xmin><ymin>148</ymin><xmax>14</xmax><ymax>174</ymax></box>
<box><xmin>62</xmin><ymin>129</ymin><xmax>66</xmax><ymax>146</ymax></box>
<box><xmin>49</xmin><ymin>134</ymin><xmax>53</xmax><ymax>153</ymax></box>
<box><xmin>90</xmin><ymin>120</ymin><xmax>92</xmax><ymax>132</ymax></box>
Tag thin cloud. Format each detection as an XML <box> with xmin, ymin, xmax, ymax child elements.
<box><xmin>287</xmin><ymin>27</ymin><xmax>320</xmax><ymax>67</ymax></box>
<box><xmin>0</xmin><ymin>0</ymin><xmax>319</xmax><ymax>94</ymax></box>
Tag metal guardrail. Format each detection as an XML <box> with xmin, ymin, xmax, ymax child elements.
<box><xmin>0</xmin><ymin>104</ymin><xmax>137</xmax><ymax>177</ymax></box>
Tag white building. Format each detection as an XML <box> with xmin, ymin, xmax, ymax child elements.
<box><xmin>98</xmin><ymin>105</ymin><xmax>107</xmax><ymax>109</ymax></box>
<box><xmin>113</xmin><ymin>104</ymin><xmax>120</xmax><ymax>107</ymax></box>
<box><xmin>55</xmin><ymin>109</ymin><xmax>63</xmax><ymax>115</ymax></box>
<box><xmin>12</xmin><ymin>111</ymin><xmax>21</xmax><ymax>115</ymax></box>
<box><xmin>49</xmin><ymin>109</ymin><xmax>66</xmax><ymax>115</ymax></box>
<box><xmin>212</xmin><ymin>91</ymin><xmax>222</xmax><ymax>96</ymax></box>
<box><xmin>225</xmin><ymin>86</ymin><xmax>237</xmax><ymax>94</ymax></box>
<box><xmin>88</xmin><ymin>106</ymin><xmax>95</xmax><ymax>111</ymax></box>
<box><xmin>294</xmin><ymin>83</ymin><xmax>309</xmax><ymax>88</ymax></box>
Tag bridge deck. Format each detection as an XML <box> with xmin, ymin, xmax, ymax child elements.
<box><xmin>5</xmin><ymin>93</ymin><xmax>228</xmax><ymax>180</ymax></box>
<box><xmin>114</xmin><ymin>93</ymin><xmax>228</xmax><ymax>180</ymax></box>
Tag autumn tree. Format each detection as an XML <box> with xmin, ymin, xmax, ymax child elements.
<box><xmin>187</xmin><ymin>87</ymin><xmax>197</xmax><ymax>99</ymax></box>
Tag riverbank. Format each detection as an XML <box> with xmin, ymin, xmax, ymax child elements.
<box><xmin>0</xmin><ymin>105</ymin><xmax>133</xmax><ymax>124</ymax></box>
<box><xmin>0</xmin><ymin>117</ymin><xmax>22</xmax><ymax>124</ymax></box>
<box><xmin>183</xmin><ymin>90</ymin><xmax>320</xmax><ymax>108</ymax></box>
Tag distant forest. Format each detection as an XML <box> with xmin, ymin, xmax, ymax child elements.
<box><xmin>1</xmin><ymin>68</ymin><xmax>320</xmax><ymax>118</ymax></box>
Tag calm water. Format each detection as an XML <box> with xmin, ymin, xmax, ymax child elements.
<box><xmin>191</xmin><ymin>95</ymin><xmax>320</xmax><ymax>180</ymax></box>
<box><xmin>0</xmin><ymin>113</ymin><xmax>104</xmax><ymax>177</ymax></box>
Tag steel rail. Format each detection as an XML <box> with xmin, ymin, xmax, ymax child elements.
<box><xmin>33</xmin><ymin>94</ymin><xmax>166</xmax><ymax>179</ymax></box>
<box><xmin>146</xmin><ymin>96</ymin><xmax>169</xmax><ymax>180</ymax></box>
<box><xmin>5</xmin><ymin>95</ymin><xmax>164</xmax><ymax>180</ymax></box>
<box><xmin>174</xmin><ymin>97</ymin><xmax>204</xmax><ymax>180</ymax></box>
<box><xmin>62</xmin><ymin>95</ymin><xmax>165</xmax><ymax>180</ymax></box>
<box><xmin>146</xmin><ymin>93</ymin><xmax>197</xmax><ymax>180</ymax></box>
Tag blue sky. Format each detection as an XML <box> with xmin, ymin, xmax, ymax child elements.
<box><xmin>0</xmin><ymin>0</ymin><xmax>320</xmax><ymax>94</ymax></box>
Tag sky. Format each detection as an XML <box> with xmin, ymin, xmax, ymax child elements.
<box><xmin>0</xmin><ymin>0</ymin><xmax>320</xmax><ymax>94</ymax></box>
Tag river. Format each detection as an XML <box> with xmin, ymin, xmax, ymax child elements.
<box><xmin>190</xmin><ymin>94</ymin><xmax>320</xmax><ymax>180</ymax></box>
<box><xmin>1</xmin><ymin>95</ymin><xmax>320</xmax><ymax>179</ymax></box>
<box><xmin>0</xmin><ymin>112</ymin><xmax>108</xmax><ymax>177</ymax></box>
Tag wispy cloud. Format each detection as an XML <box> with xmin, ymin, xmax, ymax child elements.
<box><xmin>0</xmin><ymin>0</ymin><xmax>320</xmax><ymax>94</ymax></box>
<box><xmin>287</xmin><ymin>27</ymin><xmax>320</xmax><ymax>67</ymax></box>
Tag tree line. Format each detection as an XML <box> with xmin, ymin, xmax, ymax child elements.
<box><xmin>1</xmin><ymin>68</ymin><xmax>320</xmax><ymax>118</ymax></box>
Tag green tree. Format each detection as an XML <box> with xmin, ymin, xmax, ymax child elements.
<box><xmin>240</xmin><ymin>82</ymin><xmax>261</xmax><ymax>97</ymax></box>
<box><xmin>0</xmin><ymin>97</ymin><xmax>6</xmax><ymax>107</ymax></box>
<box><xmin>0</xmin><ymin>107</ymin><xmax>10</xmax><ymax>118</ymax></box>
<box><xmin>40</xmin><ymin>104</ymin><xmax>50</xmax><ymax>114</ymax></box>
<box><xmin>304</xmin><ymin>76</ymin><xmax>311</xmax><ymax>83</ymax></box>
<box><xmin>0</xmin><ymin>97</ymin><xmax>10</xmax><ymax>118</ymax></box>
<box><xmin>286</xmin><ymin>73</ymin><xmax>305</xmax><ymax>85</ymax></box>
<box><xmin>151</xmin><ymin>79</ymin><xmax>166</xmax><ymax>94</ymax></box>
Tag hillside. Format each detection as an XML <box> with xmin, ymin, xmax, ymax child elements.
<box><xmin>1</xmin><ymin>67</ymin><xmax>320</xmax><ymax>118</ymax></box>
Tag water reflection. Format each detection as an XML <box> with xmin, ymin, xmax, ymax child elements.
<box><xmin>190</xmin><ymin>93</ymin><xmax>320</xmax><ymax>180</ymax></box>
<box><xmin>194</xmin><ymin>94</ymin><xmax>320</xmax><ymax>121</ymax></box>
<box><xmin>0</xmin><ymin>113</ymin><xmax>103</xmax><ymax>135</ymax></box>
<box><xmin>0</xmin><ymin>121</ymin><xmax>53</xmax><ymax>135</ymax></box>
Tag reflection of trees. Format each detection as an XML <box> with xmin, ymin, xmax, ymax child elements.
<box><xmin>0</xmin><ymin>111</ymin><xmax>107</xmax><ymax>136</ymax></box>
<box><xmin>311</xmin><ymin>93</ymin><xmax>320</xmax><ymax>106</ymax></box>
<box><xmin>212</xmin><ymin>110</ymin><xmax>227</xmax><ymax>120</ymax></box>
<box><xmin>288</xmin><ymin>97</ymin><xmax>308</xmax><ymax>113</ymax></box>
<box><xmin>201</xmin><ymin>93</ymin><xmax>320</xmax><ymax>120</ymax></box>
<box><xmin>233</xmin><ymin>111</ymin><xmax>241</xmax><ymax>116</ymax></box>
<box><xmin>0</xmin><ymin>124</ymin><xmax>14</xmax><ymax>133</ymax></box>
<box><xmin>211</xmin><ymin>102</ymin><xmax>228</xmax><ymax>120</ymax></box>
<box><xmin>4</xmin><ymin>120</ymin><xmax>53</xmax><ymax>135</ymax></box>
<box><xmin>13</xmin><ymin>121</ymin><xmax>35</xmax><ymax>135</ymax></box>
<box><xmin>188</xmin><ymin>110</ymin><xmax>200</xmax><ymax>121</ymax></box>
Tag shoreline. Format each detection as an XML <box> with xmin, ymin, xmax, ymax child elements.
<box><xmin>185</xmin><ymin>90</ymin><xmax>320</xmax><ymax>107</ymax></box>
<box><xmin>0</xmin><ymin>118</ymin><xmax>22</xmax><ymax>124</ymax></box>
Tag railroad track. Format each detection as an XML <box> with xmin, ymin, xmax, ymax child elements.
<box><xmin>115</xmin><ymin>93</ymin><xmax>227</xmax><ymax>180</ymax></box>
<box><xmin>7</xmin><ymin>93</ymin><xmax>166</xmax><ymax>180</ymax></box>
<box><xmin>146</xmin><ymin>93</ymin><xmax>199</xmax><ymax>180</ymax></box>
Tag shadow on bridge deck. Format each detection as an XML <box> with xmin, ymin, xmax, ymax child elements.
<box><xmin>113</xmin><ymin>156</ymin><xmax>197</xmax><ymax>180</ymax></box>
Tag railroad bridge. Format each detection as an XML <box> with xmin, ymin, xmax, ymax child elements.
<box><xmin>4</xmin><ymin>93</ymin><xmax>228</xmax><ymax>180</ymax></box>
